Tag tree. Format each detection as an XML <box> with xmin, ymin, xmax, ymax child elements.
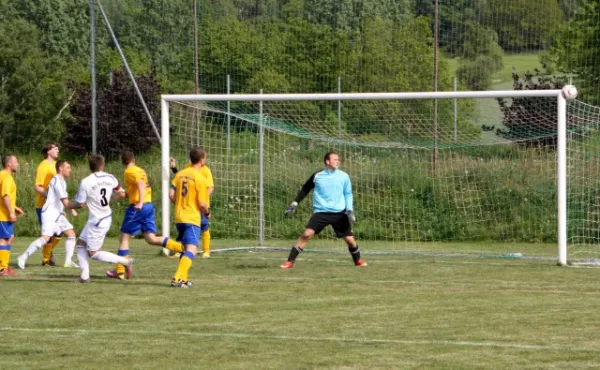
<box><xmin>456</xmin><ymin>22</ymin><xmax>504</xmax><ymax>90</ymax></box>
<box><xmin>65</xmin><ymin>70</ymin><xmax>161</xmax><ymax>157</ymax></box>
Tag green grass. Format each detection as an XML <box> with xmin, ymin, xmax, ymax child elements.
<box><xmin>3</xmin><ymin>238</ymin><xmax>600</xmax><ymax>369</ymax></box>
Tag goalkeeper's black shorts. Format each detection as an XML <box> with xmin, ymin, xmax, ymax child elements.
<box><xmin>306</xmin><ymin>212</ymin><xmax>352</xmax><ymax>238</ymax></box>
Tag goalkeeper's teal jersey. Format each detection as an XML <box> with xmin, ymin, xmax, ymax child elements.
<box><xmin>311</xmin><ymin>169</ymin><xmax>353</xmax><ymax>213</ymax></box>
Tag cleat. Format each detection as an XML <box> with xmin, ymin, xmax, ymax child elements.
<box><xmin>105</xmin><ymin>270</ymin><xmax>125</xmax><ymax>280</ymax></box>
<box><xmin>49</xmin><ymin>253</ymin><xmax>56</xmax><ymax>266</ymax></box>
<box><xmin>355</xmin><ymin>259</ymin><xmax>368</xmax><ymax>267</ymax></box>
<box><xmin>125</xmin><ymin>258</ymin><xmax>134</xmax><ymax>280</ymax></box>
<box><xmin>280</xmin><ymin>261</ymin><xmax>294</xmax><ymax>270</ymax></box>
<box><xmin>168</xmin><ymin>252</ymin><xmax>181</xmax><ymax>259</ymax></box>
<box><xmin>0</xmin><ymin>268</ymin><xmax>16</xmax><ymax>276</ymax></box>
<box><xmin>170</xmin><ymin>279</ymin><xmax>191</xmax><ymax>288</ymax></box>
<box><xmin>73</xmin><ymin>278</ymin><xmax>91</xmax><ymax>284</ymax></box>
<box><xmin>18</xmin><ymin>255</ymin><xmax>26</xmax><ymax>269</ymax></box>
<box><xmin>63</xmin><ymin>262</ymin><xmax>79</xmax><ymax>268</ymax></box>
<box><xmin>201</xmin><ymin>252</ymin><xmax>210</xmax><ymax>259</ymax></box>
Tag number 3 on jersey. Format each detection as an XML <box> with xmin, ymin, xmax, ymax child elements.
<box><xmin>100</xmin><ymin>188</ymin><xmax>108</xmax><ymax>206</ymax></box>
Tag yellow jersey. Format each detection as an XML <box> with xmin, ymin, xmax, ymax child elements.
<box><xmin>124</xmin><ymin>165</ymin><xmax>152</xmax><ymax>204</ymax></box>
<box><xmin>35</xmin><ymin>159</ymin><xmax>56</xmax><ymax>208</ymax></box>
<box><xmin>0</xmin><ymin>170</ymin><xmax>17</xmax><ymax>222</ymax></box>
<box><xmin>171</xmin><ymin>167</ymin><xmax>209</xmax><ymax>226</ymax></box>
<box><xmin>184</xmin><ymin>163</ymin><xmax>214</xmax><ymax>207</ymax></box>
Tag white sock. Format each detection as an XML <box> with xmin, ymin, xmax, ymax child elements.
<box><xmin>77</xmin><ymin>247</ymin><xmax>90</xmax><ymax>280</ymax></box>
<box><xmin>91</xmin><ymin>251</ymin><xmax>129</xmax><ymax>265</ymax></box>
<box><xmin>64</xmin><ymin>237</ymin><xmax>76</xmax><ymax>264</ymax></box>
<box><xmin>22</xmin><ymin>237</ymin><xmax>47</xmax><ymax>259</ymax></box>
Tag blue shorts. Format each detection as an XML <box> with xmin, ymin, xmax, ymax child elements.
<box><xmin>120</xmin><ymin>203</ymin><xmax>157</xmax><ymax>235</ymax></box>
<box><xmin>176</xmin><ymin>223</ymin><xmax>201</xmax><ymax>247</ymax></box>
<box><xmin>0</xmin><ymin>221</ymin><xmax>14</xmax><ymax>239</ymax></box>
<box><xmin>201</xmin><ymin>212</ymin><xmax>209</xmax><ymax>232</ymax></box>
<box><xmin>36</xmin><ymin>208</ymin><xmax>42</xmax><ymax>225</ymax></box>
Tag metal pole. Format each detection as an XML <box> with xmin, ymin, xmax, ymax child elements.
<box><xmin>193</xmin><ymin>0</ymin><xmax>199</xmax><ymax>94</ymax></box>
<box><xmin>338</xmin><ymin>76</ymin><xmax>342</xmax><ymax>138</ymax></box>
<box><xmin>90</xmin><ymin>0</ymin><xmax>97</xmax><ymax>154</ymax></box>
<box><xmin>557</xmin><ymin>94</ymin><xmax>567</xmax><ymax>266</ymax></box>
<box><xmin>227</xmin><ymin>75</ymin><xmax>231</xmax><ymax>151</ymax></box>
<box><xmin>258</xmin><ymin>90</ymin><xmax>265</xmax><ymax>246</ymax></box>
<box><xmin>453</xmin><ymin>77</ymin><xmax>458</xmax><ymax>142</ymax></box>
<box><xmin>432</xmin><ymin>0</ymin><xmax>439</xmax><ymax>173</ymax></box>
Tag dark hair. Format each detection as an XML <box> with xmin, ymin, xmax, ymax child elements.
<box><xmin>189</xmin><ymin>147</ymin><xmax>206</xmax><ymax>165</ymax></box>
<box><xmin>2</xmin><ymin>154</ymin><xmax>15</xmax><ymax>168</ymax></box>
<box><xmin>121</xmin><ymin>151</ymin><xmax>135</xmax><ymax>166</ymax></box>
<box><xmin>324</xmin><ymin>152</ymin><xmax>338</xmax><ymax>164</ymax></box>
<box><xmin>89</xmin><ymin>154</ymin><xmax>105</xmax><ymax>172</ymax></box>
<box><xmin>55</xmin><ymin>160</ymin><xmax>69</xmax><ymax>173</ymax></box>
<box><xmin>42</xmin><ymin>143</ymin><xmax>58</xmax><ymax>157</ymax></box>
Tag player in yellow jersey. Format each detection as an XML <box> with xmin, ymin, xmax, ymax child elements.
<box><xmin>170</xmin><ymin>155</ymin><xmax>214</xmax><ymax>258</ymax></box>
<box><xmin>34</xmin><ymin>143</ymin><xmax>75</xmax><ymax>266</ymax></box>
<box><xmin>169</xmin><ymin>147</ymin><xmax>209</xmax><ymax>288</ymax></box>
<box><xmin>105</xmin><ymin>151</ymin><xmax>185</xmax><ymax>280</ymax></box>
<box><xmin>0</xmin><ymin>154</ymin><xmax>24</xmax><ymax>276</ymax></box>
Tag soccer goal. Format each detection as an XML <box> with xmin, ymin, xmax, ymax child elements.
<box><xmin>160</xmin><ymin>88</ymin><xmax>600</xmax><ymax>266</ymax></box>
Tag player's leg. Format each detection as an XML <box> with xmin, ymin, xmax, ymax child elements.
<box><xmin>18</xmin><ymin>234</ymin><xmax>52</xmax><ymax>269</ymax></box>
<box><xmin>0</xmin><ymin>223</ymin><xmax>16</xmax><ymax>276</ymax></box>
<box><xmin>110</xmin><ymin>205</ymin><xmax>141</xmax><ymax>279</ymax></box>
<box><xmin>200</xmin><ymin>212</ymin><xmax>211</xmax><ymax>258</ymax></box>
<box><xmin>61</xmin><ymin>228</ymin><xmax>78</xmax><ymax>268</ymax></box>
<box><xmin>139</xmin><ymin>203</ymin><xmax>183</xmax><ymax>253</ymax></box>
<box><xmin>74</xmin><ymin>238</ymin><xmax>91</xmax><ymax>283</ymax></box>
<box><xmin>87</xmin><ymin>220</ymin><xmax>134</xmax><ymax>280</ymax></box>
<box><xmin>333</xmin><ymin>213</ymin><xmax>367</xmax><ymax>267</ymax></box>
<box><xmin>281</xmin><ymin>213</ymin><xmax>327</xmax><ymax>269</ymax></box>
<box><xmin>171</xmin><ymin>224</ymin><xmax>199</xmax><ymax>287</ymax></box>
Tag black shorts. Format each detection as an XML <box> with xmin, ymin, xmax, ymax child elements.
<box><xmin>306</xmin><ymin>212</ymin><xmax>353</xmax><ymax>238</ymax></box>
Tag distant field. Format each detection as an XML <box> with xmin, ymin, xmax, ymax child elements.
<box><xmin>3</xmin><ymin>238</ymin><xmax>600</xmax><ymax>369</ymax></box>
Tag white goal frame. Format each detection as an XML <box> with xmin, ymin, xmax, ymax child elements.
<box><xmin>161</xmin><ymin>90</ymin><xmax>570</xmax><ymax>265</ymax></box>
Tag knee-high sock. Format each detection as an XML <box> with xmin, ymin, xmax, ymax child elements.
<box><xmin>115</xmin><ymin>249</ymin><xmax>129</xmax><ymax>275</ymax></box>
<box><xmin>201</xmin><ymin>230</ymin><xmax>211</xmax><ymax>254</ymax></box>
<box><xmin>174</xmin><ymin>251</ymin><xmax>194</xmax><ymax>281</ymax></box>
<box><xmin>163</xmin><ymin>237</ymin><xmax>183</xmax><ymax>253</ymax></box>
<box><xmin>91</xmin><ymin>251</ymin><xmax>130</xmax><ymax>265</ymax></box>
<box><xmin>64</xmin><ymin>237</ymin><xmax>76</xmax><ymax>264</ymax></box>
<box><xmin>77</xmin><ymin>247</ymin><xmax>90</xmax><ymax>280</ymax></box>
<box><xmin>23</xmin><ymin>237</ymin><xmax>47</xmax><ymax>259</ymax></box>
<box><xmin>42</xmin><ymin>237</ymin><xmax>62</xmax><ymax>262</ymax></box>
<box><xmin>0</xmin><ymin>245</ymin><xmax>10</xmax><ymax>270</ymax></box>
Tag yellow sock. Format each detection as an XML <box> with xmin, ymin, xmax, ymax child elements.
<box><xmin>202</xmin><ymin>230</ymin><xmax>211</xmax><ymax>255</ymax></box>
<box><xmin>164</xmin><ymin>238</ymin><xmax>183</xmax><ymax>254</ymax></box>
<box><xmin>173</xmin><ymin>254</ymin><xmax>193</xmax><ymax>281</ymax></box>
<box><xmin>42</xmin><ymin>237</ymin><xmax>62</xmax><ymax>262</ymax></box>
<box><xmin>115</xmin><ymin>251</ymin><xmax>129</xmax><ymax>275</ymax></box>
<box><xmin>0</xmin><ymin>249</ymin><xmax>10</xmax><ymax>270</ymax></box>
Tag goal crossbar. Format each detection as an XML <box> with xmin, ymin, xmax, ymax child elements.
<box><xmin>160</xmin><ymin>90</ymin><xmax>569</xmax><ymax>265</ymax></box>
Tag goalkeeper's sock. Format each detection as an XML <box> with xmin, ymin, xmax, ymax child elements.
<box><xmin>162</xmin><ymin>237</ymin><xmax>183</xmax><ymax>254</ymax></box>
<box><xmin>115</xmin><ymin>249</ymin><xmax>129</xmax><ymax>275</ymax></box>
<box><xmin>174</xmin><ymin>251</ymin><xmax>194</xmax><ymax>282</ymax></box>
<box><xmin>42</xmin><ymin>237</ymin><xmax>62</xmax><ymax>263</ymax></box>
<box><xmin>348</xmin><ymin>244</ymin><xmax>361</xmax><ymax>264</ymax></box>
<box><xmin>287</xmin><ymin>245</ymin><xmax>303</xmax><ymax>263</ymax></box>
<box><xmin>0</xmin><ymin>245</ymin><xmax>10</xmax><ymax>270</ymax></box>
<box><xmin>201</xmin><ymin>230</ymin><xmax>211</xmax><ymax>255</ymax></box>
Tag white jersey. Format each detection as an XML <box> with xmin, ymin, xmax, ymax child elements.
<box><xmin>75</xmin><ymin>171</ymin><xmax>122</xmax><ymax>224</ymax></box>
<box><xmin>41</xmin><ymin>174</ymin><xmax>68</xmax><ymax>220</ymax></box>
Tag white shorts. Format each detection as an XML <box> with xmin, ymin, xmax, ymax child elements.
<box><xmin>79</xmin><ymin>216</ymin><xmax>111</xmax><ymax>252</ymax></box>
<box><xmin>41</xmin><ymin>214</ymin><xmax>74</xmax><ymax>237</ymax></box>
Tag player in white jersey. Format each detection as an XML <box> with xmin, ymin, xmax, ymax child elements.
<box><xmin>18</xmin><ymin>160</ymin><xmax>79</xmax><ymax>269</ymax></box>
<box><xmin>69</xmin><ymin>155</ymin><xmax>133</xmax><ymax>283</ymax></box>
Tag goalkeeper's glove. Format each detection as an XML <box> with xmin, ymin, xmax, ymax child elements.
<box><xmin>285</xmin><ymin>201</ymin><xmax>298</xmax><ymax>218</ymax></box>
<box><xmin>345</xmin><ymin>210</ymin><xmax>356</xmax><ymax>223</ymax></box>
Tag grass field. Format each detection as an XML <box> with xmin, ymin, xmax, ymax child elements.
<box><xmin>2</xmin><ymin>238</ymin><xmax>600</xmax><ymax>369</ymax></box>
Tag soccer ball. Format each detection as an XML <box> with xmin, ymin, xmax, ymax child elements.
<box><xmin>561</xmin><ymin>85</ymin><xmax>578</xmax><ymax>100</ymax></box>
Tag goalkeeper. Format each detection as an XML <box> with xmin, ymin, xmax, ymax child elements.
<box><xmin>281</xmin><ymin>152</ymin><xmax>367</xmax><ymax>269</ymax></box>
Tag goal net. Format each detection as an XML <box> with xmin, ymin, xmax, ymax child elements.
<box><xmin>160</xmin><ymin>90</ymin><xmax>600</xmax><ymax>265</ymax></box>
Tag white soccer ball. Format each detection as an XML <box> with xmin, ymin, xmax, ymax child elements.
<box><xmin>561</xmin><ymin>85</ymin><xmax>578</xmax><ymax>100</ymax></box>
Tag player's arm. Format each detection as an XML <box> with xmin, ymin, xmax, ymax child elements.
<box><xmin>63</xmin><ymin>199</ymin><xmax>85</xmax><ymax>210</ymax></box>
<box><xmin>34</xmin><ymin>167</ymin><xmax>49</xmax><ymax>197</ymax></box>
<box><xmin>343</xmin><ymin>176</ymin><xmax>355</xmax><ymax>222</ymax></box>
<box><xmin>285</xmin><ymin>172</ymin><xmax>316</xmax><ymax>217</ymax></box>
<box><xmin>135</xmin><ymin>179</ymin><xmax>145</xmax><ymax>210</ymax></box>
<box><xmin>2</xmin><ymin>195</ymin><xmax>16</xmax><ymax>222</ymax></box>
<box><xmin>34</xmin><ymin>185</ymin><xmax>47</xmax><ymax>198</ymax></box>
<box><xmin>112</xmin><ymin>185</ymin><xmax>126</xmax><ymax>200</ymax></box>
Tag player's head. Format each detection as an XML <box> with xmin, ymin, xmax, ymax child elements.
<box><xmin>56</xmin><ymin>160</ymin><xmax>72</xmax><ymax>178</ymax></box>
<box><xmin>121</xmin><ymin>151</ymin><xmax>135</xmax><ymax>166</ymax></box>
<box><xmin>324</xmin><ymin>152</ymin><xmax>340</xmax><ymax>170</ymax></box>
<box><xmin>2</xmin><ymin>154</ymin><xmax>18</xmax><ymax>172</ymax></box>
<box><xmin>42</xmin><ymin>143</ymin><xmax>59</xmax><ymax>161</ymax></box>
<box><xmin>89</xmin><ymin>154</ymin><xmax>105</xmax><ymax>173</ymax></box>
<box><xmin>189</xmin><ymin>147</ymin><xmax>206</xmax><ymax>166</ymax></box>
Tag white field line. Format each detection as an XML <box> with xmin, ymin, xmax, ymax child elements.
<box><xmin>1</xmin><ymin>327</ymin><xmax>597</xmax><ymax>353</ymax></box>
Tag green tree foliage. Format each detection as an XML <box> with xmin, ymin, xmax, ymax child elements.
<box><xmin>65</xmin><ymin>70</ymin><xmax>160</xmax><ymax>158</ymax></box>
<box><xmin>456</xmin><ymin>22</ymin><xmax>504</xmax><ymax>90</ymax></box>
<box><xmin>550</xmin><ymin>0</ymin><xmax>600</xmax><ymax>105</ymax></box>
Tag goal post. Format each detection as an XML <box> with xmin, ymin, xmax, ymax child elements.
<box><xmin>161</xmin><ymin>90</ymin><xmax>574</xmax><ymax>265</ymax></box>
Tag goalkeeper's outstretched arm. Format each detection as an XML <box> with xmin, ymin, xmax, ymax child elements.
<box><xmin>285</xmin><ymin>172</ymin><xmax>317</xmax><ymax>217</ymax></box>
